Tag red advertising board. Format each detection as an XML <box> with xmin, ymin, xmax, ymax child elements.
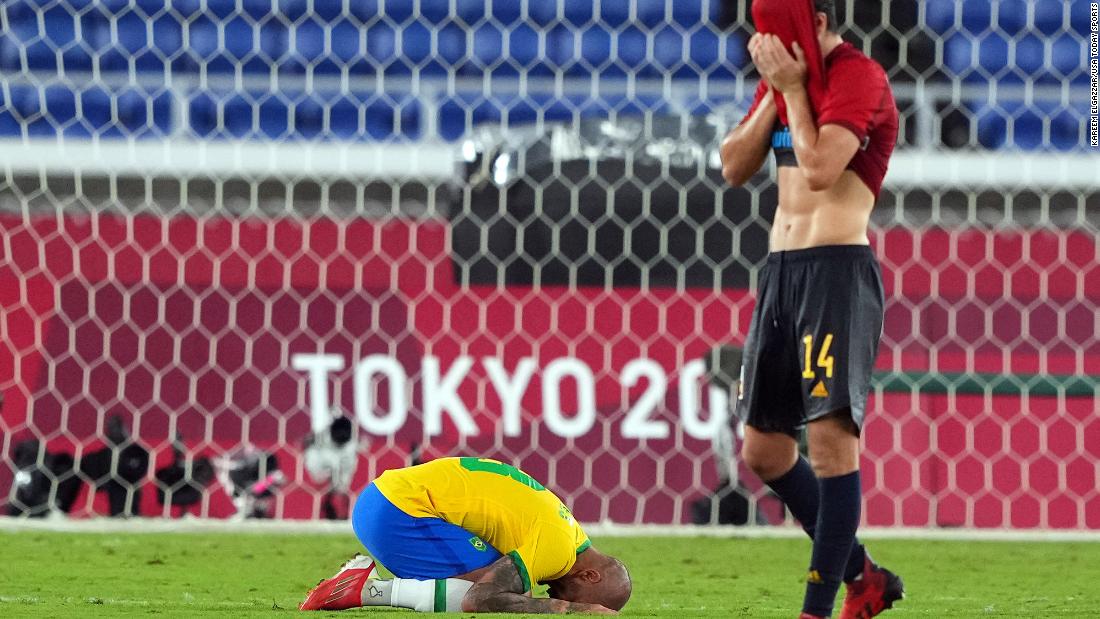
<box><xmin>1</xmin><ymin>213</ymin><xmax>1097</xmax><ymax>526</ymax></box>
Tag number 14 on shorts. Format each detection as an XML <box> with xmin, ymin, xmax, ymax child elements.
<box><xmin>802</xmin><ymin>333</ymin><xmax>835</xmax><ymax>379</ymax></box>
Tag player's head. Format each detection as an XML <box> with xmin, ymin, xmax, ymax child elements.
<box><xmin>814</xmin><ymin>0</ymin><xmax>838</xmax><ymax>33</ymax></box>
<box><xmin>547</xmin><ymin>547</ymin><xmax>632</xmax><ymax>611</ymax></box>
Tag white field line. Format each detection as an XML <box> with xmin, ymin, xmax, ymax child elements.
<box><xmin>1</xmin><ymin>517</ymin><xmax>1099</xmax><ymax>542</ymax></box>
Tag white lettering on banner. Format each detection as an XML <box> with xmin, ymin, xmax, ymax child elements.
<box><xmin>620</xmin><ymin>358</ymin><xmax>670</xmax><ymax>439</ymax></box>
<box><xmin>353</xmin><ymin>355</ymin><xmax>408</xmax><ymax>434</ymax></box>
<box><xmin>678</xmin><ymin>359</ymin><xmax>728</xmax><ymax>440</ymax></box>
<box><xmin>293</xmin><ymin>355</ymin><xmax>732</xmax><ymax>440</ymax></box>
<box><xmin>483</xmin><ymin>357</ymin><xmax>538</xmax><ymax>437</ymax></box>
<box><xmin>290</xmin><ymin>353</ymin><xmax>345</xmax><ymax>434</ymax></box>
<box><xmin>422</xmin><ymin>356</ymin><xmax>479</xmax><ymax>436</ymax></box>
<box><xmin>541</xmin><ymin>357</ymin><xmax>597</xmax><ymax>438</ymax></box>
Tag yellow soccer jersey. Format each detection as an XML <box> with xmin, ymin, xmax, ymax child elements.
<box><xmin>372</xmin><ymin>457</ymin><xmax>590</xmax><ymax>591</ymax></box>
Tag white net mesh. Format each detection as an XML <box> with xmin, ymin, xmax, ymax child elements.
<box><xmin>0</xmin><ymin>0</ymin><xmax>1097</xmax><ymax>527</ymax></box>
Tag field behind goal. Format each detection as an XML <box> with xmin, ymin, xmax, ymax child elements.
<box><xmin>1</xmin><ymin>0</ymin><xmax>1099</xmax><ymax>616</ymax></box>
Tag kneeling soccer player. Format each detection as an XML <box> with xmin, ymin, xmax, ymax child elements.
<box><xmin>300</xmin><ymin>457</ymin><xmax>630</xmax><ymax>614</ymax></box>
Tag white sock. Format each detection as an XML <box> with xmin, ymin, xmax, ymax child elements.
<box><xmin>360</xmin><ymin>579</ymin><xmax>393</xmax><ymax>606</ymax></box>
<box><xmin>390</xmin><ymin>578</ymin><xmax>474</xmax><ymax>612</ymax></box>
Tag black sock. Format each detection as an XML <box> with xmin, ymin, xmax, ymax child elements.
<box><xmin>766</xmin><ymin>458</ymin><xmax>867</xmax><ymax>582</ymax></box>
<box><xmin>803</xmin><ymin>470</ymin><xmax>862</xmax><ymax>617</ymax></box>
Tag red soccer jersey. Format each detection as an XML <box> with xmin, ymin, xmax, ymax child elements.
<box><xmin>740</xmin><ymin>42</ymin><xmax>898</xmax><ymax>198</ymax></box>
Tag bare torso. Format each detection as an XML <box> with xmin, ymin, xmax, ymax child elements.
<box><xmin>771</xmin><ymin>168</ymin><xmax>873</xmax><ymax>251</ymax></box>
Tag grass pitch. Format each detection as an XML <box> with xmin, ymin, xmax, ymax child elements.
<box><xmin>0</xmin><ymin>530</ymin><xmax>1094</xmax><ymax>617</ymax></box>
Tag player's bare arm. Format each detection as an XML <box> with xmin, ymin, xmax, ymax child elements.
<box><xmin>719</xmin><ymin>36</ymin><xmax>777</xmax><ymax>186</ymax></box>
<box><xmin>754</xmin><ymin>35</ymin><xmax>861</xmax><ymax>191</ymax></box>
<box><xmin>462</xmin><ymin>555</ymin><xmax>616</xmax><ymax>615</ymax></box>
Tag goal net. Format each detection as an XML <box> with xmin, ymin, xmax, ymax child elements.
<box><xmin>0</xmin><ymin>0</ymin><xmax>1097</xmax><ymax>528</ymax></box>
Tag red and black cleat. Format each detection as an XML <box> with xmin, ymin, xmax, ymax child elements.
<box><xmin>799</xmin><ymin>613</ymin><xmax>828</xmax><ymax>619</ymax></box>
<box><xmin>299</xmin><ymin>554</ymin><xmax>377</xmax><ymax>611</ymax></box>
<box><xmin>838</xmin><ymin>555</ymin><xmax>905</xmax><ymax>619</ymax></box>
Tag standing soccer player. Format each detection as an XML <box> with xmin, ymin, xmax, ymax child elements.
<box><xmin>720</xmin><ymin>2</ymin><xmax>904</xmax><ymax>618</ymax></box>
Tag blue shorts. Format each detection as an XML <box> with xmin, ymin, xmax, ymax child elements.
<box><xmin>351</xmin><ymin>483</ymin><xmax>502</xmax><ymax>579</ymax></box>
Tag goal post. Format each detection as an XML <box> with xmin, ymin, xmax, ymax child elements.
<box><xmin>0</xmin><ymin>0</ymin><xmax>1097</xmax><ymax>529</ymax></box>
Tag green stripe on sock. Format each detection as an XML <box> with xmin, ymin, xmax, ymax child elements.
<box><xmin>434</xmin><ymin>579</ymin><xmax>447</xmax><ymax>612</ymax></box>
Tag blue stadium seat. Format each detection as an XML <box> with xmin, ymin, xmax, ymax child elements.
<box><xmin>930</xmin><ymin>0</ymin><xmax>1027</xmax><ymax>34</ymax></box>
<box><xmin>0</xmin><ymin>4</ymin><xmax>100</xmax><ymax>72</ymax></box>
<box><xmin>0</xmin><ymin>84</ymin><xmax>169</xmax><ymax>138</ymax></box>
<box><xmin>363</xmin><ymin>97</ymin><xmax>421</xmax><ymax>140</ymax></box>
<box><xmin>614</xmin><ymin>26</ymin><xmax>649</xmax><ymax>76</ymax></box>
<box><xmin>415</xmin><ymin>0</ymin><xmax>453</xmax><ymax>24</ymax></box>
<box><xmin>671</xmin><ymin>0</ymin><xmax>719</xmax><ymax>28</ymax></box>
<box><xmin>437</xmin><ymin>91</ymin><xmax>670</xmax><ymax>141</ymax></box>
<box><xmin>1069</xmin><ymin>0</ymin><xmax>1093</xmax><ymax>34</ymax></box>
<box><xmin>467</xmin><ymin>0</ymin><xmax>523</xmax><ymax>26</ymax></box>
<box><xmin>437</xmin><ymin>92</ymin><xmax>556</xmax><ymax>141</ymax></box>
<box><xmin>578</xmin><ymin>28</ymin><xmax>613</xmax><ymax>74</ymax></box>
<box><xmin>504</xmin><ymin>23</ymin><xmax>544</xmax><ymax>76</ymax></box>
<box><xmin>650</xmin><ymin>27</ymin><xmax>684</xmax><ymax>75</ymax></box>
<box><xmin>1031</xmin><ymin>1</ymin><xmax>1066</xmax><ymax>35</ymax></box>
<box><xmin>364</xmin><ymin>21</ymin><xmax>399</xmax><ymax>72</ymax></box>
<box><xmin>943</xmin><ymin>34</ymin><xmax>975</xmax><ymax>80</ymax></box>
<box><xmin>99</xmin><ymin>8</ymin><xmax>185</xmax><ymax>73</ymax></box>
<box><xmin>1012</xmin><ymin>33</ymin><xmax>1046</xmax><ymax>82</ymax></box>
<box><xmin>285</xmin><ymin>16</ymin><xmax>370</xmax><ymax>75</ymax></box>
<box><xmin>466</xmin><ymin>23</ymin><xmax>505</xmax><ymax>73</ymax></box>
<box><xmin>634</xmin><ymin>0</ymin><xmax>669</xmax><ymax>28</ymax></box>
<box><xmin>596</xmin><ymin>3</ymin><xmax>632</xmax><ymax>29</ymax></box>
<box><xmin>689</xmin><ymin>29</ymin><xmax>746</xmax><ymax>80</ymax></box>
<box><xmin>0</xmin><ymin>87</ymin><xmax>18</xmax><ymax>136</ymax></box>
<box><xmin>189</xmin><ymin>90</ymin><xmax>419</xmax><ymax>140</ymax></box>
<box><xmin>974</xmin><ymin>101</ymin><xmax>1087</xmax><ymax>151</ymax></box>
<box><xmin>78</xmin><ymin>88</ymin><xmax>173</xmax><ymax>137</ymax></box>
<box><xmin>187</xmin><ymin>15</ymin><xmax>287</xmax><ymax>74</ymax></box>
<box><xmin>923</xmin><ymin>0</ymin><xmax>953</xmax><ymax>33</ymax></box>
<box><xmin>1050</xmin><ymin>35</ymin><xmax>1085</xmax><ymax>83</ymax></box>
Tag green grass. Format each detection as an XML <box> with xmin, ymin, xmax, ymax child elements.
<box><xmin>0</xmin><ymin>531</ymin><xmax>1095</xmax><ymax>617</ymax></box>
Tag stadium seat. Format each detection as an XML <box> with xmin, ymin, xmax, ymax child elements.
<box><xmin>465</xmin><ymin>23</ymin><xmax>505</xmax><ymax>74</ymax></box>
<box><xmin>671</xmin><ymin>0</ymin><xmax>719</xmax><ymax>29</ymax></box>
<box><xmin>923</xmin><ymin>0</ymin><xmax>958</xmax><ymax>34</ymax></box>
<box><xmin>0</xmin><ymin>84</ymin><xmax>170</xmax><ymax>138</ymax></box>
<box><xmin>437</xmin><ymin>91</ymin><xmax>670</xmax><ymax>141</ymax></box>
<box><xmin>99</xmin><ymin>7</ymin><xmax>185</xmax><ymax>74</ymax></box>
<box><xmin>187</xmin><ymin>14</ymin><xmax>287</xmax><ymax>74</ymax></box>
<box><xmin>503</xmin><ymin>23</ymin><xmax>544</xmax><ymax>76</ymax></box>
<box><xmin>613</xmin><ymin>26</ymin><xmax>649</xmax><ymax>76</ymax></box>
<box><xmin>0</xmin><ymin>3</ymin><xmax>99</xmax><ymax>72</ymax></box>
<box><xmin>926</xmin><ymin>0</ymin><xmax>1027</xmax><ymax>35</ymax></box>
<box><xmin>689</xmin><ymin>28</ymin><xmax>746</xmax><ymax>80</ymax></box>
<box><xmin>1050</xmin><ymin>35</ymin><xmax>1086</xmax><ymax>83</ymax></box>
<box><xmin>974</xmin><ymin>100</ymin><xmax>1086</xmax><ymax>151</ymax></box>
<box><xmin>1031</xmin><ymin>1</ymin><xmax>1066</xmax><ymax>35</ymax></box>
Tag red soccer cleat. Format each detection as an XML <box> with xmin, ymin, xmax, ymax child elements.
<box><xmin>799</xmin><ymin>613</ymin><xmax>827</xmax><ymax>619</ymax></box>
<box><xmin>299</xmin><ymin>554</ymin><xmax>379</xmax><ymax>611</ymax></box>
<box><xmin>838</xmin><ymin>555</ymin><xmax>905</xmax><ymax>619</ymax></box>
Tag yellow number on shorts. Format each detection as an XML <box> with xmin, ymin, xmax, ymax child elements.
<box><xmin>802</xmin><ymin>333</ymin><xmax>835</xmax><ymax>379</ymax></box>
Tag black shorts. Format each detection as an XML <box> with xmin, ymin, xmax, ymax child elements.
<box><xmin>735</xmin><ymin>245</ymin><xmax>884</xmax><ymax>436</ymax></box>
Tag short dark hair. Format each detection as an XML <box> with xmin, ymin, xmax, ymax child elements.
<box><xmin>815</xmin><ymin>0</ymin><xmax>838</xmax><ymax>31</ymax></box>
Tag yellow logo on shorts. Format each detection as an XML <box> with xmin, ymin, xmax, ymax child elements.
<box><xmin>807</xmin><ymin>569</ymin><xmax>823</xmax><ymax>584</ymax></box>
<box><xmin>811</xmin><ymin>381</ymin><xmax>829</xmax><ymax>398</ymax></box>
<box><xmin>469</xmin><ymin>536</ymin><xmax>487</xmax><ymax>551</ymax></box>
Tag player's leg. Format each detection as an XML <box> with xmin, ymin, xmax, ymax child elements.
<box><xmin>301</xmin><ymin>483</ymin><xmax>499</xmax><ymax>612</ymax></box>
<box><xmin>795</xmin><ymin>246</ymin><xmax>901</xmax><ymax>618</ymax></box>
<box><xmin>741</xmin><ymin>425</ymin><xmax>869</xmax><ymax>581</ymax></box>
<box><xmin>801</xmin><ymin>410</ymin><xmax>862</xmax><ymax>617</ymax></box>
